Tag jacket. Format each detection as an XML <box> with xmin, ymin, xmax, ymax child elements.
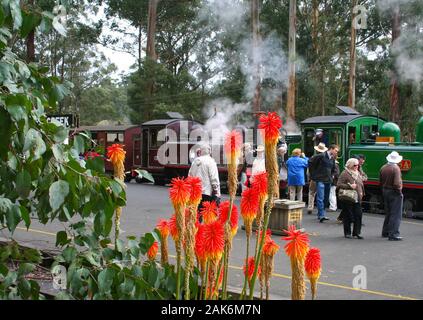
<box><xmin>308</xmin><ymin>152</ymin><xmax>335</xmax><ymax>183</ymax></box>
<box><xmin>379</xmin><ymin>163</ymin><xmax>402</xmax><ymax>191</ymax></box>
<box><xmin>188</xmin><ymin>155</ymin><xmax>221</xmax><ymax>197</ymax></box>
<box><xmin>337</xmin><ymin>170</ymin><xmax>365</xmax><ymax>202</ymax></box>
<box><xmin>286</xmin><ymin>156</ymin><xmax>309</xmax><ymax>186</ymax></box>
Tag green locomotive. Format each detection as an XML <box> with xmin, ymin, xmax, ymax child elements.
<box><xmin>287</xmin><ymin>106</ymin><xmax>423</xmax><ymax>218</ymax></box>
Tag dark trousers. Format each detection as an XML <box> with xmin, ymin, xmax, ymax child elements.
<box><xmin>382</xmin><ymin>189</ymin><xmax>403</xmax><ymax>238</ymax></box>
<box><xmin>342</xmin><ymin>201</ymin><xmax>363</xmax><ymax>236</ymax></box>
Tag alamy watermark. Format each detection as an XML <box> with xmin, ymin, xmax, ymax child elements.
<box><xmin>353</xmin><ymin>5</ymin><xmax>368</xmax><ymax>30</ymax></box>
<box><xmin>352</xmin><ymin>265</ymin><xmax>367</xmax><ymax>290</ymax></box>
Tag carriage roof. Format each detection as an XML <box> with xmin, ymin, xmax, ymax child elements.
<box><xmin>77</xmin><ymin>125</ymin><xmax>139</xmax><ymax>132</ymax></box>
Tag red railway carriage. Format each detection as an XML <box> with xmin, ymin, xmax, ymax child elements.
<box><xmin>140</xmin><ymin>118</ymin><xmax>203</xmax><ymax>185</ymax></box>
<box><xmin>76</xmin><ymin>125</ymin><xmax>141</xmax><ymax>172</ymax></box>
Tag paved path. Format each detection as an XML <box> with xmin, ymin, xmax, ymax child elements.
<box><xmin>2</xmin><ymin>182</ymin><xmax>423</xmax><ymax>300</ymax></box>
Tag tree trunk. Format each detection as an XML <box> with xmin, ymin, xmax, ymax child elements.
<box><xmin>348</xmin><ymin>0</ymin><xmax>358</xmax><ymax>109</ymax></box>
<box><xmin>287</xmin><ymin>0</ymin><xmax>297</xmax><ymax>120</ymax></box>
<box><xmin>312</xmin><ymin>0</ymin><xmax>319</xmax><ymax>56</ymax></box>
<box><xmin>390</xmin><ymin>5</ymin><xmax>401</xmax><ymax>123</ymax></box>
<box><xmin>138</xmin><ymin>24</ymin><xmax>142</xmax><ymax>68</ymax></box>
<box><xmin>144</xmin><ymin>0</ymin><xmax>159</xmax><ymax>122</ymax></box>
<box><xmin>26</xmin><ymin>0</ymin><xmax>35</xmax><ymax>63</ymax></box>
<box><xmin>251</xmin><ymin>0</ymin><xmax>261</xmax><ymax>115</ymax></box>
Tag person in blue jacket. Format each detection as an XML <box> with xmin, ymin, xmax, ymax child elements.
<box><xmin>286</xmin><ymin>148</ymin><xmax>309</xmax><ymax>201</ymax></box>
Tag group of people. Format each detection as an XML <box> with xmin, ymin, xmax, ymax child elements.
<box><xmin>284</xmin><ymin>142</ymin><xmax>404</xmax><ymax>241</ymax></box>
<box><xmin>187</xmin><ymin>139</ymin><xmax>405</xmax><ymax>242</ymax></box>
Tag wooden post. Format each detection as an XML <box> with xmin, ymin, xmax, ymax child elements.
<box><xmin>348</xmin><ymin>0</ymin><xmax>358</xmax><ymax>109</ymax></box>
<box><xmin>287</xmin><ymin>0</ymin><xmax>297</xmax><ymax>120</ymax></box>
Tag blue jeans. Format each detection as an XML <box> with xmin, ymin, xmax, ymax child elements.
<box><xmin>316</xmin><ymin>182</ymin><xmax>331</xmax><ymax>219</ymax></box>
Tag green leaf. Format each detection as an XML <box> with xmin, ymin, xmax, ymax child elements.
<box><xmin>9</xmin><ymin>0</ymin><xmax>22</xmax><ymax>30</ymax></box>
<box><xmin>55</xmin><ymin>231</ymin><xmax>69</xmax><ymax>247</ymax></box>
<box><xmin>18</xmin><ymin>263</ymin><xmax>35</xmax><ymax>277</ymax></box>
<box><xmin>0</xmin><ymin>108</ymin><xmax>12</xmax><ymax>160</ymax></box>
<box><xmin>73</xmin><ymin>135</ymin><xmax>85</xmax><ymax>155</ymax></box>
<box><xmin>86</xmin><ymin>156</ymin><xmax>105</xmax><ymax>174</ymax></box>
<box><xmin>16</xmin><ymin>170</ymin><xmax>31</xmax><ymax>199</ymax></box>
<box><xmin>23</xmin><ymin>128</ymin><xmax>46</xmax><ymax>160</ymax></box>
<box><xmin>135</xmin><ymin>169</ymin><xmax>155</xmax><ymax>183</ymax></box>
<box><xmin>20</xmin><ymin>205</ymin><xmax>30</xmax><ymax>228</ymax></box>
<box><xmin>98</xmin><ymin>268</ymin><xmax>115</xmax><ymax>294</ymax></box>
<box><xmin>6</xmin><ymin>204</ymin><xmax>21</xmax><ymax>233</ymax></box>
<box><xmin>20</xmin><ymin>12</ymin><xmax>41</xmax><ymax>38</ymax></box>
<box><xmin>62</xmin><ymin>247</ymin><xmax>77</xmax><ymax>264</ymax></box>
<box><xmin>0</xmin><ymin>197</ymin><xmax>12</xmax><ymax>213</ymax></box>
<box><xmin>49</xmin><ymin>180</ymin><xmax>69</xmax><ymax>211</ymax></box>
<box><xmin>139</xmin><ymin>233</ymin><xmax>156</xmax><ymax>255</ymax></box>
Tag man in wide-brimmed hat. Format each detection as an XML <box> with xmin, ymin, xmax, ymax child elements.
<box><xmin>307</xmin><ymin>143</ymin><xmax>327</xmax><ymax>214</ymax></box>
<box><xmin>380</xmin><ymin>151</ymin><xmax>404</xmax><ymax>241</ymax></box>
<box><xmin>308</xmin><ymin>144</ymin><xmax>340</xmax><ymax>222</ymax></box>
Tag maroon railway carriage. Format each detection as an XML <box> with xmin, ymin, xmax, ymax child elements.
<box><xmin>76</xmin><ymin>125</ymin><xmax>141</xmax><ymax>172</ymax></box>
<box><xmin>140</xmin><ymin>118</ymin><xmax>203</xmax><ymax>185</ymax></box>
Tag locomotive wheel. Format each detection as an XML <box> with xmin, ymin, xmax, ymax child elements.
<box><xmin>403</xmin><ymin>199</ymin><xmax>415</xmax><ymax>219</ymax></box>
<box><xmin>368</xmin><ymin>194</ymin><xmax>382</xmax><ymax>215</ymax></box>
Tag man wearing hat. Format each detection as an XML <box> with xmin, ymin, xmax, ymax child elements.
<box><xmin>308</xmin><ymin>144</ymin><xmax>340</xmax><ymax>222</ymax></box>
<box><xmin>380</xmin><ymin>151</ymin><xmax>404</xmax><ymax>241</ymax></box>
<box><xmin>252</xmin><ymin>145</ymin><xmax>266</xmax><ymax>177</ymax></box>
<box><xmin>189</xmin><ymin>143</ymin><xmax>221</xmax><ymax>215</ymax></box>
<box><xmin>307</xmin><ymin>143</ymin><xmax>327</xmax><ymax>214</ymax></box>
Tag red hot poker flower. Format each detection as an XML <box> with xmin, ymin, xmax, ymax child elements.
<box><xmin>243</xmin><ymin>257</ymin><xmax>261</xmax><ymax>281</ymax></box>
<box><xmin>156</xmin><ymin>219</ymin><xmax>170</xmax><ymax>239</ymax></box>
<box><xmin>147</xmin><ymin>241</ymin><xmax>159</xmax><ymax>261</ymax></box>
<box><xmin>240</xmin><ymin>187</ymin><xmax>259</xmax><ymax>223</ymax></box>
<box><xmin>258</xmin><ymin>112</ymin><xmax>283</xmax><ymax>144</ymax></box>
<box><xmin>169</xmin><ymin>214</ymin><xmax>179</xmax><ymax>242</ymax></box>
<box><xmin>305</xmin><ymin>248</ymin><xmax>321</xmax><ymax>280</ymax></box>
<box><xmin>252</xmin><ymin>172</ymin><xmax>268</xmax><ymax>200</ymax></box>
<box><xmin>186</xmin><ymin>176</ymin><xmax>203</xmax><ymax>205</ymax></box>
<box><xmin>200</xmin><ymin>201</ymin><xmax>219</xmax><ymax>224</ymax></box>
<box><xmin>282</xmin><ymin>225</ymin><xmax>310</xmax><ymax>261</ymax></box>
<box><xmin>169</xmin><ymin>177</ymin><xmax>191</xmax><ymax>207</ymax></box>
<box><xmin>218</xmin><ymin>201</ymin><xmax>239</xmax><ymax>236</ymax></box>
<box><xmin>107</xmin><ymin>144</ymin><xmax>126</xmax><ymax>165</ymax></box>
<box><xmin>263</xmin><ymin>238</ymin><xmax>280</xmax><ymax>257</ymax></box>
<box><xmin>202</xmin><ymin>220</ymin><xmax>225</xmax><ymax>262</ymax></box>
<box><xmin>224</xmin><ymin>130</ymin><xmax>243</xmax><ymax>159</ymax></box>
<box><xmin>195</xmin><ymin>223</ymin><xmax>207</xmax><ymax>263</ymax></box>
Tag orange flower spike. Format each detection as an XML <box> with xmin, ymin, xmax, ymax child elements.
<box><xmin>218</xmin><ymin>201</ymin><xmax>239</xmax><ymax>236</ymax></box>
<box><xmin>186</xmin><ymin>176</ymin><xmax>202</xmax><ymax>206</ymax></box>
<box><xmin>168</xmin><ymin>214</ymin><xmax>179</xmax><ymax>242</ymax></box>
<box><xmin>282</xmin><ymin>225</ymin><xmax>310</xmax><ymax>261</ymax></box>
<box><xmin>252</xmin><ymin>172</ymin><xmax>268</xmax><ymax>200</ymax></box>
<box><xmin>243</xmin><ymin>257</ymin><xmax>261</xmax><ymax>281</ymax></box>
<box><xmin>258</xmin><ymin>112</ymin><xmax>283</xmax><ymax>144</ymax></box>
<box><xmin>147</xmin><ymin>241</ymin><xmax>159</xmax><ymax>261</ymax></box>
<box><xmin>240</xmin><ymin>187</ymin><xmax>259</xmax><ymax>227</ymax></box>
<box><xmin>195</xmin><ymin>224</ymin><xmax>207</xmax><ymax>262</ymax></box>
<box><xmin>156</xmin><ymin>219</ymin><xmax>170</xmax><ymax>239</ymax></box>
<box><xmin>106</xmin><ymin>144</ymin><xmax>126</xmax><ymax>165</ymax></box>
<box><xmin>202</xmin><ymin>220</ymin><xmax>225</xmax><ymax>263</ymax></box>
<box><xmin>305</xmin><ymin>248</ymin><xmax>321</xmax><ymax>280</ymax></box>
<box><xmin>263</xmin><ymin>238</ymin><xmax>280</xmax><ymax>257</ymax></box>
<box><xmin>169</xmin><ymin>177</ymin><xmax>191</xmax><ymax>208</ymax></box>
<box><xmin>200</xmin><ymin>201</ymin><xmax>219</xmax><ymax>224</ymax></box>
<box><xmin>224</xmin><ymin>130</ymin><xmax>243</xmax><ymax>159</ymax></box>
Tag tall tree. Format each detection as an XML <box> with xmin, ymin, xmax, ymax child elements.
<box><xmin>287</xmin><ymin>0</ymin><xmax>297</xmax><ymax>119</ymax></box>
<box><xmin>390</xmin><ymin>4</ymin><xmax>401</xmax><ymax>123</ymax></box>
<box><xmin>251</xmin><ymin>0</ymin><xmax>262</xmax><ymax>115</ymax></box>
<box><xmin>348</xmin><ymin>0</ymin><xmax>358</xmax><ymax>109</ymax></box>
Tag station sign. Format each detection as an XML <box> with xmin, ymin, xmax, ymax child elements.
<box><xmin>46</xmin><ymin>114</ymin><xmax>79</xmax><ymax>128</ymax></box>
<box><xmin>399</xmin><ymin>159</ymin><xmax>412</xmax><ymax>172</ymax></box>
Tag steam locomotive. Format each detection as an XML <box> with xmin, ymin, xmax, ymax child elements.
<box><xmin>288</xmin><ymin>106</ymin><xmax>423</xmax><ymax>218</ymax></box>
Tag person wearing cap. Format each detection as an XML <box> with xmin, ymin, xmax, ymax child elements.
<box><xmin>307</xmin><ymin>143</ymin><xmax>327</xmax><ymax>215</ymax></box>
<box><xmin>308</xmin><ymin>144</ymin><xmax>340</xmax><ymax>222</ymax></box>
<box><xmin>286</xmin><ymin>149</ymin><xmax>309</xmax><ymax>201</ymax></box>
<box><xmin>188</xmin><ymin>143</ymin><xmax>221</xmax><ymax>216</ymax></box>
<box><xmin>380</xmin><ymin>151</ymin><xmax>404</xmax><ymax>241</ymax></box>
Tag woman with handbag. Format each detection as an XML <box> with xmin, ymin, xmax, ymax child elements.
<box><xmin>337</xmin><ymin>158</ymin><xmax>365</xmax><ymax>239</ymax></box>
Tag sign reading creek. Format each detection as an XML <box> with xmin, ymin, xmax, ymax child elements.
<box><xmin>46</xmin><ymin>114</ymin><xmax>79</xmax><ymax>128</ymax></box>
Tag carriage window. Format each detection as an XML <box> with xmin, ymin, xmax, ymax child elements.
<box><xmin>149</xmin><ymin>128</ymin><xmax>164</xmax><ymax>149</ymax></box>
<box><xmin>327</xmin><ymin>129</ymin><xmax>342</xmax><ymax>149</ymax></box>
<box><xmin>304</xmin><ymin>129</ymin><xmax>316</xmax><ymax>158</ymax></box>
<box><xmin>107</xmin><ymin>133</ymin><xmax>124</xmax><ymax>143</ymax></box>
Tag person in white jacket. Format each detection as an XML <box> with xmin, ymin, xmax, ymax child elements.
<box><xmin>188</xmin><ymin>143</ymin><xmax>221</xmax><ymax>215</ymax></box>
